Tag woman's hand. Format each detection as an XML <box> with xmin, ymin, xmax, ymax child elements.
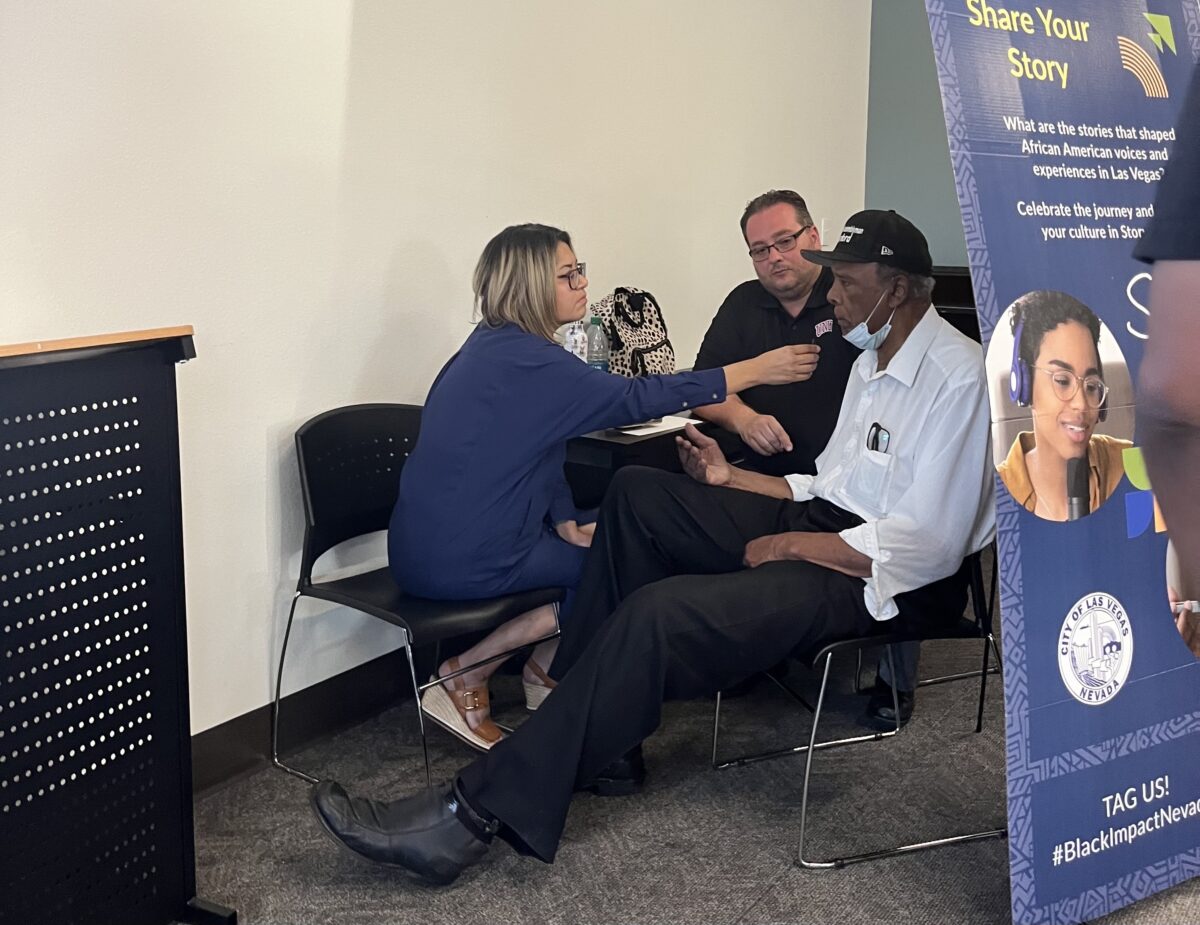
<box><xmin>753</xmin><ymin>344</ymin><xmax>820</xmax><ymax>385</ymax></box>
<box><xmin>723</xmin><ymin>344</ymin><xmax>820</xmax><ymax>394</ymax></box>
<box><xmin>675</xmin><ymin>423</ymin><xmax>733</xmax><ymax>486</ymax></box>
<box><xmin>555</xmin><ymin>520</ymin><xmax>594</xmax><ymax>548</ymax></box>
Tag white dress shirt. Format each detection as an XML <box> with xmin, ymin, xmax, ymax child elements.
<box><xmin>785</xmin><ymin>307</ymin><xmax>995</xmax><ymax>621</ymax></box>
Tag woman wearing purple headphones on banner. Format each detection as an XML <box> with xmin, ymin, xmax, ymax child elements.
<box><xmin>997</xmin><ymin>290</ymin><xmax>1130</xmax><ymax>521</ymax></box>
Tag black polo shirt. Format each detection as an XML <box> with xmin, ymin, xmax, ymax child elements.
<box><xmin>693</xmin><ymin>267</ymin><xmax>860</xmax><ymax>477</ymax></box>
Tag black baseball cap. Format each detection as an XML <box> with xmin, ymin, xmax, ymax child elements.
<box><xmin>801</xmin><ymin>209</ymin><xmax>932</xmax><ymax>276</ymax></box>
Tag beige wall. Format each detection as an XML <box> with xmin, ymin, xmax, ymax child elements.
<box><xmin>0</xmin><ymin>1</ymin><xmax>872</xmax><ymax>733</ymax></box>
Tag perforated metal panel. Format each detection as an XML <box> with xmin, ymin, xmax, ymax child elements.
<box><xmin>0</xmin><ymin>343</ymin><xmax>195</xmax><ymax>925</ymax></box>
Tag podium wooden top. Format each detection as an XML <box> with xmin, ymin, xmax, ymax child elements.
<box><xmin>0</xmin><ymin>326</ymin><xmax>195</xmax><ymax>359</ymax></box>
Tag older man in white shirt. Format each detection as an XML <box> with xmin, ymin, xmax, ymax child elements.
<box><xmin>311</xmin><ymin>210</ymin><xmax>996</xmax><ymax>883</ymax></box>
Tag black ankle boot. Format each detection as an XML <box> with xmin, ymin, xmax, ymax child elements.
<box><xmin>311</xmin><ymin>780</ymin><xmax>495</xmax><ymax>884</ymax></box>
<box><xmin>581</xmin><ymin>744</ymin><xmax>646</xmax><ymax>796</ymax></box>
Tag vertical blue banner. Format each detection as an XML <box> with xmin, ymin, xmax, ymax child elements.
<box><xmin>924</xmin><ymin>2</ymin><xmax>1200</xmax><ymax>923</ymax></box>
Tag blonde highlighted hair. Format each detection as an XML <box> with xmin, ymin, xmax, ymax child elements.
<box><xmin>473</xmin><ymin>224</ymin><xmax>574</xmax><ymax>341</ymax></box>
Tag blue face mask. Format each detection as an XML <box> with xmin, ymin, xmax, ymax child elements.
<box><xmin>843</xmin><ymin>288</ymin><xmax>897</xmax><ymax>351</ymax></box>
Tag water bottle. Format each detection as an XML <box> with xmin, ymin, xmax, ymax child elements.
<box><xmin>586</xmin><ymin>316</ymin><xmax>610</xmax><ymax>373</ymax></box>
<box><xmin>563</xmin><ymin>321</ymin><xmax>588</xmax><ymax>361</ymax></box>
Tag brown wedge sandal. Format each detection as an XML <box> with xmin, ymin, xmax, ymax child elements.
<box><xmin>420</xmin><ymin>656</ymin><xmax>505</xmax><ymax>751</ymax></box>
<box><xmin>523</xmin><ymin>657</ymin><xmax>557</xmax><ymax>712</ymax></box>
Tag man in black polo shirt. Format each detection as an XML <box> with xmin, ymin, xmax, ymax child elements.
<box><xmin>692</xmin><ymin>190</ymin><xmax>859</xmax><ymax>477</ymax></box>
<box><xmin>694</xmin><ymin>190</ymin><xmax>917</xmax><ymax>726</ymax></box>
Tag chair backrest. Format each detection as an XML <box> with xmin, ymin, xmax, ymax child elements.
<box><xmin>293</xmin><ymin>403</ymin><xmax>421</xmax><ymax>585</ymax></box>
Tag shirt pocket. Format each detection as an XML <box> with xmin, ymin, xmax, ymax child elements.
<box><xmin>848</xmin><ymin>448</ymin><xmax>895</xmax><ymax>517</ymax></box>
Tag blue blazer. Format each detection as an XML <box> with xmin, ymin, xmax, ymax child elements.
<box><xmin>389</xmin><ymin>322</ymin><xmax>726</xmax><ymax>598</ymax></box>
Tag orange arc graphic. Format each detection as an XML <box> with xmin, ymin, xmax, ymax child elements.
<box><xmin>1117</xmin><ymin>36</ymin><xmax>1169</xmax><ymax>98</ymax></box>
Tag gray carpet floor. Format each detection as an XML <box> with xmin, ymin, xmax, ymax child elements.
<box><xmin>193</xmin><ymin>642</ymin><xmax>1200</xmax><ymax>925</ymax></box>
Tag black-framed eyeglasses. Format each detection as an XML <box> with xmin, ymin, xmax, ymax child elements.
<box><xmin>557</xmin><ymin>262</ymin><xmax>587</xmax><ymax>291</ymax></box>
<box><xmin>1032</xmin><ymin>366</ymin><xmax>1109</xmax><ymax>408</ymax></box>
<box><xmin>748</xmin><ymin>226</ymin><xmax>813</xmax><ymax>262</ymax></box>
<box><xmin>867</xmin><ymin>421</ymin><xmax>891</xmax><ymax>453</ymax></box>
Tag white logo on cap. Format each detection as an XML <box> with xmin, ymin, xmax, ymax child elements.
<box><xmin>881</xmin><ymin>246</ymin><xmax>893</xmax><ymax>255</ymax></box>
<box><xmin>838</xmin><ymin>224</ymin><xmax>865</xmax><ymax>244</ymax></box>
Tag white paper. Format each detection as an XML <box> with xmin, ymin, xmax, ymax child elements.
<box><xmin>610</xmin><ymin>415</ymin><xmax>693</xmax><ymax>437</ymax></box>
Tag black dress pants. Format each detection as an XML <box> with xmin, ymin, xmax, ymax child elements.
<box><xmin>458</xmin><ymin>467</ymin><xmax>966</xmax><ymax>862</ymax></box>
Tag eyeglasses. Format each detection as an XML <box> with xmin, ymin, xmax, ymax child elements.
<box><xmin>748</xmin><ymin>226</ymin><xmax>813</xmax><ymax>262</ymax></box>
<box><xmin>1032</xmin><ymin>366</ymin><xmax>1109</xmax><ymax>408</ymax></box>
<box><xmin>557</xmin><ymin>262</ymin><xmax>587</xmax><ymax>291</ymax></box>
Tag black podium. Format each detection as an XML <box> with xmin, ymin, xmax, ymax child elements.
<box><xmin>0</xmin><ymin>329</ymin><xmax>234</xmax><ymax>925</ymax></box>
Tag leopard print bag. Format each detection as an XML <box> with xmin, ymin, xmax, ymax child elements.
<box><xmin>587</xmin><ymin>287</ymin><xmax>676</xmax><ymax>377</ymax></box>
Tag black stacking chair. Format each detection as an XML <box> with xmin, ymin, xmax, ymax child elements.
<box><xmin>710</xmin><ymin>547</ymin><xmax>1006</xmax><ymax>868</ymax></box>
<box><xmin>272</xmin><ymin>403</ymin><xmax>564</xmax><ymax>787</ymax></box>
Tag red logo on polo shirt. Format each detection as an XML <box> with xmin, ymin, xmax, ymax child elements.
<box><xmin>814</xmin><ymin>319</ymin><xmax>834</xmax><ymax>338</ymax></box>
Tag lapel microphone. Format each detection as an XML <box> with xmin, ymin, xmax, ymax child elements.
<box><xmin>1066</xmin><ymin>456</ymin><xmax>1090</xmax><ymax>521</ymax></box>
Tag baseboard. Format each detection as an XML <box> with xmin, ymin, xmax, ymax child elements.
<box><xmin>191</xmin><ymin>645</ymin><xmax>434</xmax><ymax>796</ymax></box>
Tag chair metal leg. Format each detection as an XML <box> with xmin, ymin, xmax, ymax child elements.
<box><xmin>988</xmin><ymin>557</ymin><xmax>998</xmax><ymax>619</ymax></box>
<box><xmin>795</xmin><ymin>647</ymin><xmax>1006</xmax><ymax>867</ymax></box>
<box><xmin>702</xmin><ymin>646</ymin><xmax>1004</xmax><ymax>870</ymax></box>
<box><xmin>710</xmin><ymin>667</ymin><xmax>844</xmax><ymax>772</ymax></box>
<box><xmin>854</xmin><ymin>641</ymin><xmax>999</xmax><ymax>693</ymax></box>
<box><xmin>796</xmin><ymin>655</ymin><xmax>837</xmax><ymax>868</ymax></box>
<box><xmin>804</xmin><ymin>827</ymin><xmax>1009</xmax><ymax>868</ymax></box>
<box><xmin>710</xmin><ymin>691</ymin><xmax>723</xmax><ymax>770</ymax></box>
<box><xmin>884</xmin><ymin>644</ymin><xmax>901</xmax><ymax>733</ymax></box>
<box><xmin>796</xmin><ymin>643</ymin><xmax>1006</xmax><ymax>867</ymax></box>
<box><xmin>917</xmin><ymin>664</ymin><xmax>1001</xmax><ymax>687</ymax></box>
<box><xmin>403</xmin><ymin>635</ymin><xmax>432</xmax><ymax>789</ymax></box>
<box><xmin>975</xmin><ymin>633</ymin><xmax>993</xmax><ymax>734</ymax></box>
<box><xmin>711</xmin><ymin>667</ymin><xmax>816</xmax><ymax>770</ymax></box>
<box><xmin>712</xmin><ymin>666</ymin><xmax>896</xmax><ymax>771</ymax></box>
<box><xmin>916</xmin><ymin>634</ymin><xmax>1003</xmax><ymax>690</ymax></box>
<box><xmin>272</xmin><ymin>593</ymin><xmax>320</xmax><ymax>785</ymax></box>
<box><xmin>272</xmin><ymin>594</ymin><xmax>430</xmax><ymax>788</ymax></box>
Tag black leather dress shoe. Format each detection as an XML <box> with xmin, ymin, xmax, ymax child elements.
<box><xmin>858</xmin><ymin>677</ymin><xmax>916</xmax><ymax>732</ymax></box>
<box><xmin>310</xmin><ymin>780</ymin><xmax>493</xmax><ymax>884</ymax></box>
<box><xmin>581</xmin><ymin>744</ymin><xmax>645</xmax><ymax>796</ymax></box>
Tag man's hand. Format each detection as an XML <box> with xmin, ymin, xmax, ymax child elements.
<box><xmin>555</xmin><ymin>520</ymin><xmax>594</xmax><ymax>548</ymax></box>
<box><xmin>743</xmin><ymin>532</ymin><xmax>793</xmax><ymax>568</ymax></box>
<box><xmin>737</xmin><ymin>413</ymin><xmax>793</xmax><ymax>456</ymax></box>
<box><xmin>744</xmin><ymin>531</ymin><xmax>873</xmax><ymax>577</ymax></box>
<box><xmin>675</xmin><ymin>423</ymin><xmax>733</xmax><ymax>486</ymax></box>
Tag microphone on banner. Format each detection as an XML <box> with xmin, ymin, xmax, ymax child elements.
<box><xmin>1067</xmin><ymin>457</ymin><xmax>1090</xmax><ymax>522</ymax></box>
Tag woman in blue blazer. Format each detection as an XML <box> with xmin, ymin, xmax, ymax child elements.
<box><xmin>390</xmin><ymin>223</ymin><xmax>819</xmax><ymax>750</ymax></box>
